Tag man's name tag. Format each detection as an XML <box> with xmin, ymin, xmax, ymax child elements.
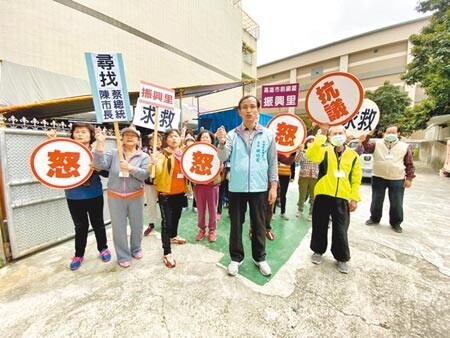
<box><xmin>177</xmin><ymin>172</ymin><xmax>184</xmax><ymax>179</ymax></box>
<box><xmin>334</xmin><ymin>170</ymin><xmax>345</xmax><ymax>178</ymax></box>
<box><xmin>385</xmin><ymin>154</ymin><xmax>394</xmax><ymax>160</ymax></box>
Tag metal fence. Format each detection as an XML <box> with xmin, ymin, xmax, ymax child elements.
<box><xmin>0</xmin><ymin>126</ymin><xmax>113</xmax><ymax>259</ymax></box>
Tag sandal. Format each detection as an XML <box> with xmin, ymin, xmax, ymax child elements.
<box><xmin>163</xmin><ymin>254</ymin><xmax>176</xmax><ymax>268</ymax></box>
<box><xmin>170</xmin><ymin>236</ymin><xmax>186</xmax><ymax>244</ymax></box>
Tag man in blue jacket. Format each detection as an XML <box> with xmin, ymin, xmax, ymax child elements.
<box><xmin>216</xmin><ymin>95</ymin><xmax>278</xmax><ymax>277</ymax></box>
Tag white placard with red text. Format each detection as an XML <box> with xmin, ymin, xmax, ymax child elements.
<box><xmin>266</xmin><ymin>113</ymin><xmax>307</xmax><ymax>154</ymax></box>
<box><xmin>180</xmin><ymin>143</ymin><xmax>221</xmax><ymax>184</ymax></box>
<box><xmin>305</xmin><ymin>72</ymin><xmax>364</xmax><ymax>126</ymax></box>
<box><xmin>133</xmin><ymin>99</ymin><xmax>180</xmax><ymax>131</ymax></box>
<box><xmin>30</xmin><ymin>138</ymin><xmax>94</xmax><ymax>189</ymax></box>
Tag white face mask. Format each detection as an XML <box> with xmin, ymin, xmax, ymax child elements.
<box><xmin>384</xmin><ymin>134</ymin><xmax>398</xmax><ymax>143</ymax></box>
<box><xmin>330</xmin><ymin>134</ymin><xmax>346</xmax><ymax>147</ymax></box>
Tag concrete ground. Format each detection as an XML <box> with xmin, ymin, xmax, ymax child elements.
<box><xmin>1</xmin><ymin>162</ymin><xmax>449</xmax><ymax>338</ymax></box>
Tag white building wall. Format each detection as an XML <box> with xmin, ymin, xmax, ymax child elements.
<box><xmin>0</xmin><ymin>0</ymin><xmax>245</xmax><ymax>111</ymax></box>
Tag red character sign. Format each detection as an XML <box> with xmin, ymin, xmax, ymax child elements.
<box><xmin>305</xmin><ymin>72</ymin><xmax>364</xmax><ymax>126</ymax></box>
<box><xmin>181</xmin><ymin>143</ymin><xmax>221</xmax><ymax>184</ymax></box>
<box><xmin>30</xmin><ymin>138</ymin><xmax>94</xmax><ymax>189</ymax></box>
<box><xmin>266</xmin><ymin>113</ymin><xmax>307</xmax><ymax>154</ymax></box>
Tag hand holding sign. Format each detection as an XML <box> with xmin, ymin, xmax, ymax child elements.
<box><xmin>215</xmin><ymin>126</ymin><xmax>227</xmax><ymax>145</ymax></box>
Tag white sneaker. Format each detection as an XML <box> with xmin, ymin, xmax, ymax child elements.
<box><xmin>227</xmin><ymin>260</ymin><xmax>243</xmax><ymax>276</ymax></box>
<box><xmin>307</xmin><ymin>214</ymin><xmax>312</xmax><ymax>222</ymax></box>
<box><xmin>253</xmin><ymin>259</ymin><xmax>272</xmax><ymax>276</ymax></box>
<box><xmin>280</xmin><ymin>213</ymin><xmax>289</xmax><ymax>220</ymax></box>
<box><xmin>337</xmin><ymin>261</ymin><xmax>349</xmax><ymax>274</ymax></box>
<box><xmin>311</xmin><ymin>252</ymin><xmax>322</xmax><ymax>265</ymax></box>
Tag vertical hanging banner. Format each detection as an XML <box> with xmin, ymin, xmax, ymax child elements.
<box><xmin>305</xmin><ymin>72</ymin><xmax>364</xmax><ymax>126</ymax></box>
<box><xmin>132</xmin><ymin>81</ymin><xmax>179</xmax><ymax>132</ymax></box>
<box><xmin>85</xmin><ymin>52</ymin><xmax>132</xmax><ymax>123</ymax></box>
<box><xmin>261</xmin><ymin>83</ymin><xmax>299</xmax><ymax>108</ymax></box>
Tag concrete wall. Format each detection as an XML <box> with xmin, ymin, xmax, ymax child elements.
<box><xmin>0</xmin><ymin>0</ymin><xmax>247</xmax><ymax>112</ymax></box>
<box><xmin>420</xmin><ymin>141</ymin><xmax>447</xmax><ymax>171</ymax></box>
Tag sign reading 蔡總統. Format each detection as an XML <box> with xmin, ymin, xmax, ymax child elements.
<box><xmin>85</xmin><ymin>52</ymin><xmax>132</xmax><ymax>123</ymax></box>
<box><xmin>132</xmin><ymin>81</ymin><xmax>180</xmax><ymax>132</ymax></box>
<box><xmin>261</xmin><ymin>83</ymin><xmax>299</xmax><ymax>108</ymax></box>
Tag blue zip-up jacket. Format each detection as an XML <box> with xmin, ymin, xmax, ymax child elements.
<box><xmin>217</xmin><ymin>124</ymin><xmax>278</xmax><ymax>193</ymax></box>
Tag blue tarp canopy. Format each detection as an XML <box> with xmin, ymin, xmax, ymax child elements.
<box><xmin>198</xmin><ymin>108</ymin><xmax>272</xmax><ymax>132</ymax></box>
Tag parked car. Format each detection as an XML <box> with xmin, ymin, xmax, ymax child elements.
<box><xmin>347</xmin><ymin>139</ymin><xmax>378</xmax><ymax>179</ymax></box>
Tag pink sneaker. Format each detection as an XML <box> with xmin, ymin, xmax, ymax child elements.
<box><xmin>132</xmin><ymin>250</ymin><xmax>143</xmax><ymax>259</ymax></box>
<box><xmin>195</xmin><ymin>229</ymin><xmax>206</xmax><ymax>241</ymax></box>
<box><xmin>119</xmin><ymin>261</ymin><xmax>131</xmax><ymax>268</ymax></box>
<box><xmin>208</xmin><ymin>231</ymin><xmax>217</xmax><ymax>242</ymax></box>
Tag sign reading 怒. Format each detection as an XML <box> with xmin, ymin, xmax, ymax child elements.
<box><xmin>180</xmin><ymin>143</ymin><xmax>221</xmax><ymax>184</ymax></box>
<box><xmin>305</xmin><ymin>72</ymin><xmax>363</xmax><ymax>126</ymax></box>
<box><xmin>30</xmin><ymin>138</ymin><xmax>94</xmax><ymax>189</ymax></box>
<box><xmin>266</xmin><ymin>113</ymin><xmax>307</xmax><ymax>154</ymax></box>
<box><xmin>344</xmin><ymin>98</ymin><xmax>380</xmax><ymax>137</ymax></box>
<box><xmin>133</xmin><ymin>81</ymin><xmax>179</xmax><ymax>131</ymax></box>
<box><xmin>261</xmin><ymin>83</ymin><xmax>299</xmax><ymax>108</ymax></box>
<box><xmin>85</xmin><ymin>52</ymin><xmax>132</xmax><ymax>123</ymax></box>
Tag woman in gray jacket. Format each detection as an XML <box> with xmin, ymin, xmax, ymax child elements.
<box><xmin>94</xmin><ymin>126</ymin><xmax>150</xmax><ymax>268</ymax></box>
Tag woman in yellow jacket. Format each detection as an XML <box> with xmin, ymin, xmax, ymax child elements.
<box><xmin>306</xmin><ymin>125</ymin><xmax>362</xmax><ymax>274</ymax></box>
<box><xmin>152</xmin><ymin>129</ymin><xmax>189</xmax><ymax>268</ymax></box>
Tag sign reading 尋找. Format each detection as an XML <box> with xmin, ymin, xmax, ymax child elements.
<box><xmin>261</xmin><ymin>83</ymin><xmax>299</xmax><ymax>108</ymax></box>
<box><xmin>305</xmin><ymin>72</ymin><xmax>364</xmax><ymax>126</ymax></box>
<box><xmin>133</xmin><ymin>81</ymin><xmax>180</xmax><ymax>131</ymax></box>
<box><xmin>180</xmin><ymin>143</ymin><xmax>221</xmax><ymax>184</ymax></box>
<box><xmin>30</xmin><ymin>138</ymin><xmax>94</xmax><ymax>189</ymax></box>
<box><xmin>85</xmin><ymin>52</ymin><xmax>132</xmax><ymax>123</ymax></box>
<box><xmin>266</xmin><ymin>113</ymin><xmax>307</xmax><ymax>154</ymax></box>
<box><xmin>344</xmin><ymin>98</ymin><xmax>380</xmax><ymax>137</ymax></box>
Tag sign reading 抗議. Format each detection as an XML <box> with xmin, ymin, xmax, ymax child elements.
<box><xmin>85</xmin><ymin>52</ymin><xmax>132</xmax><ymax>123</ymax></box>
<box><xmin>305</xmin><ymin>72</ymin><xmax>364</xmax><ymax>126</ymax></box>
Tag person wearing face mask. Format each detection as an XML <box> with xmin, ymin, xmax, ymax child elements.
<box><xmin>306</xmin><ymin>125</ymin><xmax>362</xmax><ymax>274</ymax></box>
<box><xmin>358</xmin><ymin>125</ymin><xmax>415</xmax><ymax>233</ymax></box>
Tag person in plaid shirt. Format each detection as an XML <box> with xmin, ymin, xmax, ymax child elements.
<box><xmin>295</xmin><ymin>136</ymin><xmax>319</xmax><ymax>221</ymax></box>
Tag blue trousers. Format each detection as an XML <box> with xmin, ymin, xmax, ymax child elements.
<box><xmin>370</xmin><ymin>176</ymin><xmax>405</xmax><ymax>227</ymax></box>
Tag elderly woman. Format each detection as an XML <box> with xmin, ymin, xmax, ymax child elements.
<box><xmin>93</xmin><ymin>126</ymin><xmax>150</xmax><ymax>268</ymax></box>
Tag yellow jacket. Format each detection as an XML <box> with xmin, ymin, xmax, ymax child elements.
<box><xmin>306</xmin><ymin>135</ymin><xmax>362</xmax><ymax>202</ymax></box>
<box><xmin>153</xmin><ymin>149</ymin><xmax>188</xmax><ymax>194</ymax></box>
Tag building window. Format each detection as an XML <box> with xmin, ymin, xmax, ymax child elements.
<box><xmin>242</xmin><ymin>44</ymin><xmax>254</xmax><ymax>65</ymax></box>
<box><xmin>311</xmin><ymin>66</ymin><xmax>323</xmax><ymax>79</ymax></box>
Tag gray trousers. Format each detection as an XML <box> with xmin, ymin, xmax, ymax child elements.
<box><xmin>108</xmin><ymin>195</ymin><xmax>144</xmax><ymax>263</ymax></box>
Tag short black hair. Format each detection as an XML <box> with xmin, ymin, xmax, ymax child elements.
<box><xmin>70</xmin><ymin>122</ymin><xmax>95</xmax><ymax>144</ymax></box>
<box><xmin>237</xmin><ymin>95</ymin><xmax>260</xmax><ymax>109</ymax></box>
<box><xmin>196</xmin><ymin>130</ymin><xmax>215</xmax><ymax>144</ymax></box>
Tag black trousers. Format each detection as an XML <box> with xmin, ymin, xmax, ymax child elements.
<box><xmin>158</xmin><ymin>193</ymin><xmax>184</xmax><ymax>255</ymax></box>
<box><xmin>67</xmin><ymin>195</ymin><xmax>107</xmax><ymax>257</ymax></box>
<box><xmin>229</xmin><ymin>191</ymin><xmax>267</xmax><ymax>262</ymax></box>
<box><xmin>310</xmin><ymin>194</ymin><xmax>350</xmax><ymax>262</ymax></box>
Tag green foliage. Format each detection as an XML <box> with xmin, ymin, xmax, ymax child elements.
<box><xmin>403</xmin><ymin>0</ymin><xmax>450</xmax><ymax>119</ymax></box>
<box><xmin>399</xmin><ymin>99</ymin><xmax>435</xmax><ymax>135</ymax></box>
<box><xmin>365</xmin><ymin>81</ymin><xmax>411</xmax><ymax>135</ymax></box>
